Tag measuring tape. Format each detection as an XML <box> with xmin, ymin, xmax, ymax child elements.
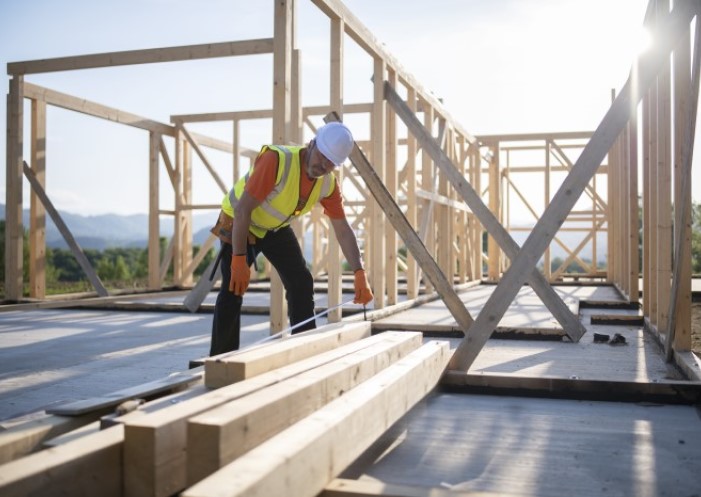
<box><xmin>215</xmin><ymin>298</ymin><xmax>360</xmax><ymax>359</ymax></box>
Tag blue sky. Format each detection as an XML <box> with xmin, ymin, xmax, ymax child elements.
<box><xmin>3</xmin><ymin>0</ymin><xmax>688</xmax><ymax>217</ymax></box>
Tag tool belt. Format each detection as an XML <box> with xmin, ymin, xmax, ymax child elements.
<box><xmin>210</xmin><ymin>210</ymin><xmax>234</xmax><ymax>244</ymax></box>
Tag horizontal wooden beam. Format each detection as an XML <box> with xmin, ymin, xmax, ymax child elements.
<box><xmin>181</xmin><ymin>341</ymin><xmax>451</xmax><ymax>497</ymax></box>
<box><xmin>24</xmin><ymin>83</ymin><xmax>175</xmax><ymax>135</ymax></box>
<box><xmin>477</xmin><ymin>131</ymin><xmax>593</xmax><ymax>143</ymax></box>
<box><xmin>322</xmin><ymin>478</ymin><xmax>491</xmax><ymax>497</ymax></box>
<box><xmin>415</xmin><ymin>189</ymin><xmax>472</xmax><ymax>212</ymax></box>
<box><xmin>441</xmin><ymin>371</ymin><xmax>701</xmax><ymax>404</ymax></box>
<box><xmin>171</xmin><ymin>102</ymin><xmax>375</xmax><ymax>124</ymax></box>
<box><xmin>186</xmin><ymin>332</ymin><xmax>422</xmax><ymax>486</ymax></box>
<box><xmin>8</xmin><ymin>38</ymin><xmax>275</xmax><ymax>75</ymax></box>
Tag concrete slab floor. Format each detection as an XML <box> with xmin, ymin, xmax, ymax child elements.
<box><xmin>0</xmin><ymin>307</ymin><xmax>313</xmax><ymax>421</ymax></box>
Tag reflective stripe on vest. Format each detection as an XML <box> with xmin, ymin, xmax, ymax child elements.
<box><xmin>221</xmin><ymin>145</ymin><xmax>336</xmax><ymax>237</ymax></box>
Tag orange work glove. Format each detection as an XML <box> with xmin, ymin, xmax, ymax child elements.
<box><xmin>229</xmin><ymin>254</ymin><xmax>250</xmax><ymax>296</ymax></box>
<box><xmin>353</xmin><ymin>269</ymin><xmax>373</xmax><ymax>305</ymax></box>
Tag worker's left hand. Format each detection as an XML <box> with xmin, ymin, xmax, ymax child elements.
<box><xmin>353</xmin><ymin>269</ymin><xmax>373</xmax><ymax>305</ymax></box>
<box><xmin>229</xmin><ymin>254</ymin><xmax>250</xmax><ymax>296</ymax></box>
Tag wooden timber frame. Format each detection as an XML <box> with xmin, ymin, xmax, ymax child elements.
<box><xmin>4</xmin><ymin>0</ymin><xmax>699</xmax><ymax>360</ymax></box>
<box><xmin>4</xmin><ymin>0</ymin><xmax>489</xmax><ymax>333</ymax></box>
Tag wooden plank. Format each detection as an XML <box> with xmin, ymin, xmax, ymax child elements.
<box><xmin>171</xmin><ymin>103</ymin><xmax>373</xmax><ymax>124</ymax></box>
<box><xmin>478</xmin><ymin>131</ymin><xmax>593</xmax><ymax>143</ymax></box>
<box><xmin>187</xmin><ymin>332</ymin><xmax>422</xmax><ymax>486</ymax></box>
<box><xmin>405</xmin><ymin>87</ymin><xmax>419</xmax><ymax>299</ymax></box>
<box><xmin>22</xmin><ymin>161</ymin><xmax>109</xmax><ymax>297</ymax></box>
<box><xmin>578</xmin><ymin>300</ymin><xmax>639</xmax><ymax>310</ymax></box>
<box><xmin>441</xmin><ymin>371</ymin><xmax>701</xmax><ymax>404</ymax></box>
<box><xmin>590</xmin><ymin>315</ymin><xmax>644</xmax><ymax>326</ymax></box>
<box><xmin>324</xmin><ymin>113</ymin><xmax>474</xmax><ymax>334</ymax></box>
<box><xmin>148</xmin><ymin>132</ymin><xmax>161</xmax><ymax>290</ymax></box>
<box><xmin>181</xmin><ymin>341</ymin><xmax>451</xmax><ymax>497</ymax></box>
<box><xmin>415</xmin><ymin>189</ymin><xmax>472</xmax><ymax>210</ymax></box>
<box><xmin>371</xmin><ymin>58</ymin><xmax>387</xmax><ymax>308</ymax></box>
<box><xmin>270</xmin><ymin>0</ymin><xmax>293</xmax><ymax>333</ymax></box>
<box><xmin>371</xmin><ymin>322</ymin><xmax>564</xmax><ymax>339</ymax></box>
<box><xmin>487</xmin><ymin>151</ymin><xmax>501</xmax><ymax>280</ymax></box>
<box><xmin>0</xmin><ymin>425</ymin><xmax>123</xmax><ymax>497</ymax></box>
<box><xmin>386</xmin><ymin>71</ymin><xmax>399</xmax><ymax>306</ymax></box>
<box><xmin>8</xmin><ymin>38</ymin><xmax>274</xmax><ymax>74</ymax></box>
<box><xmin>322</xmin><ymin>478</ymin><xmax>495</xmax><ymax>497</ymax></box>
<box><xmin>384</xmin><ymin>83</ymin><xmax>586</xmax><ymax>343</ymax></box>
<box><xmin>46</xmin><ymin>369</ymin><xmax>202</xmax><ymax>416</ymax></box>
<box><xmin>204</xmin><ymin>321</ymin><xmax>371</xmax><ymax>388</ymax></box>
<box><xmin>29</xmin><ymin>98</ymin><xmax>47</xmax><ymax>299</ymax></box>
<box><xmin>448</xmin><ymin>2</ymin><xmax>696</xmax><ymax>371</ymax></box>
<box><xmin>182</xmin><ymin>256</ymin><xmax>220</xmax><ymax>312</ymax></box>
<box><xmin>41</xmin><ymin>421</ymin><xmax>102</xmax><ymax>448</ymax></box>
<box><xmin>0</xmin><ymin>411</ymin><xmax>107</xmax><ymax>464</ymax></box>
<box><xmin>5</xmin><ymin>75</ymin><xmax>24</xmax><ymax>301</ymax></box>
<box><xmin>122</xmin><ymin>332</ymin><xmax>391</xmax><ymax>497</ymax></box>
<box><xmin>23</xmin><ymin>82</ymin><xmax>175</xmax><ymax>135</ymax></box>
<box><xmin>666</xmin><ymin>12</ymin><xmax>700</xmax><ymax>359</ymax></box>
<box><xmin>327</xmin><ymin>15</ymin><xmax>344</xmax><ymax>322</ymax></box>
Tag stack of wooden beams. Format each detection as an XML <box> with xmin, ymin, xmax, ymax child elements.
<box><xmin>0</xmin><ymin>321</ymin><xmax>450</xmax><ymax>497</ymax></box>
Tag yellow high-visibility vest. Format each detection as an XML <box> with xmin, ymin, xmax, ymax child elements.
<box><xmin>222</xmin><ymin>145</ymin><xmax>336</xmax><ymax>238</ymax></box>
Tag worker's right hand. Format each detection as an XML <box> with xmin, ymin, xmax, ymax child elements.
<box><xmin>229</xmin><ymin>254</ymin><xmax>250</xmax><ymax>296</ymax></box>
<box><xmin>353</xmin><ymin>269</ymin><xmax>373</xmax><ymax>305</ymax></box>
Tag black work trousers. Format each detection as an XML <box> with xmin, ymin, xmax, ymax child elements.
<box><xmin>209</xmin><ymin>226</ymin><xmax>316</xmax><ymax>356</ymax></box>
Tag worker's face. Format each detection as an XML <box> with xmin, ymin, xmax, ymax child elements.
<box><xmin>306</xmin><ymin>142</ymin><xmax>336</xmax><ymax>179</ymax></box>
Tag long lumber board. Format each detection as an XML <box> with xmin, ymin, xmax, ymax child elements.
<box><xmin>182</xmin><ymin>341</ymin><xmax>451</xmax><ymax>497</ymax></box>
<box><xmin>186</xmin><ymin>331</ymin><xmax>423</xmax><ymax>486</ymax></box>
<box><xmin>204</xmin><ymin>321</ymin><xmax>371</xmax><ymax>388</ymax></box>
<box><xmin>0</xmin><ymin>425</ymin><xmax>123</xmax><ymax>497</ymax></box>
<box><xmin>0</xmin><ymin>410</ymin><xmax>107</xmax><ymax>465</ymax></box>
<box><xmin>46</xmin><ymin>368</ymin><xmax>203</xmax><ymax>416</ymax></box>
<box><xmin>124</xmin><ymin>328</ymin><xmax>392</xmax><ymax>497</ymax></box>
<box><xmin>322</xmin><ymin>478</ymin><xmax>499</xmax><ymax>497</ymax></box>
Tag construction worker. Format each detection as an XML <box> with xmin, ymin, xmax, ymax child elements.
<box><xmin>208</xmin><ymin>122</ymin><xmax>374</xmax><ymax>356</ymax></box>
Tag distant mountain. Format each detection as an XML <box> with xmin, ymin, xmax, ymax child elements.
<box><xmin>0</xmin><ymin>204</ymin><xmax>603</xmax><ymax>262</ymax></box>
<box><xmin>0</xmin><ymin>204</ymin><xmax>217</xmax><ymax>249</ymax></box>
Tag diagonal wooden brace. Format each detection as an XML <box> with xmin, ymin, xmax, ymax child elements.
<box><xmin>23</xmin><ymin>161</ymin><xmax>109</xmax><ymax>297</ymax></box>
<box><xmin>324</xmin><ymin>113</ymin><xmax>474</xmax><ymax>334</ymax></box>
<box><xmin>447</xmin><ymin>1</ymin><xmax>699</xmax><ymax>371</ymax></box>
<box><xmin>385</xmin><ymin>83</ymin><xmax>586</xmax><ymax>343</ymax></box>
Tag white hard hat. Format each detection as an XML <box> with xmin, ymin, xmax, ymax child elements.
<box><xmin>315</xmin><ymin>122</ymin><xmax>354</xmax><ymax>167</ymax></box>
